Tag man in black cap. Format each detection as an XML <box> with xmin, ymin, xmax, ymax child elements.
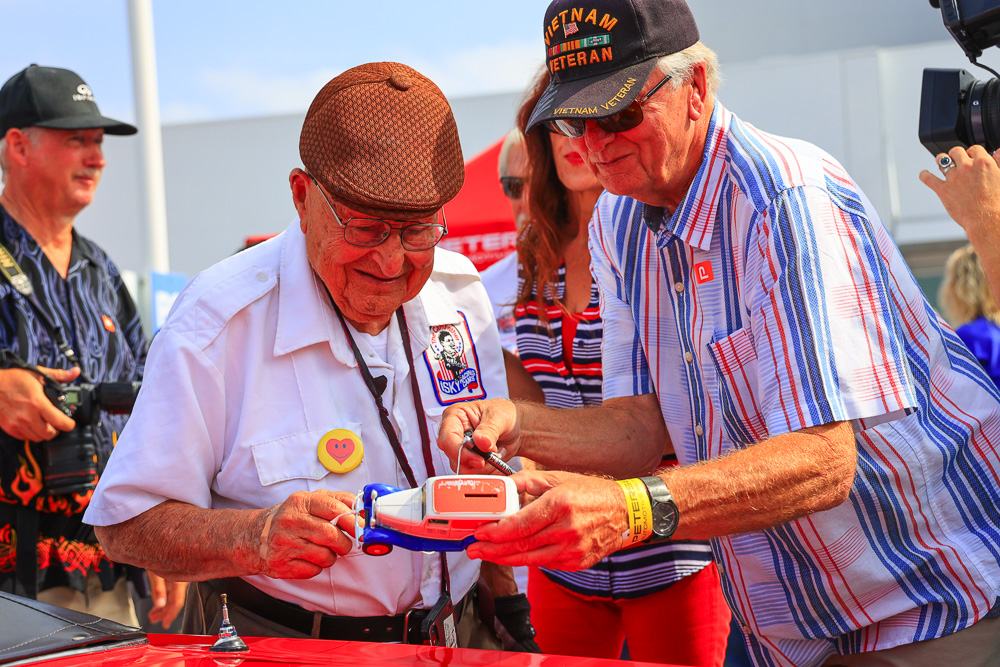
<box><xmin>0</xmin><ymin>65</ymin><xmax>183</xmax><ymax>627</ymax></box>
<box><xmin>85</xmin><ymin>62</ymin><xmax>538</xmax><ymax>651</ymax></box>
<box><xmin>437</xmin><ymin>1</ymin><xmax>1000</xmax><ymax>665</ymax></box>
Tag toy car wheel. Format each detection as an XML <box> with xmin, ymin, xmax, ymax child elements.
<box><xmin>363</xmin><ymin>542</ymin><xmax>392</xmax><ymax>556</ymax></box>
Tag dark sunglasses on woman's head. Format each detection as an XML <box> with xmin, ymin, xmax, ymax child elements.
<box><xmin>500</xmin><ymin>176</ymin><xmax>524</xmax><ymax>199</ymax></box>
<box><xmin>547</xmin><ymin>74</ymin><xmax>673</xmax><ymax>139</ymax></box>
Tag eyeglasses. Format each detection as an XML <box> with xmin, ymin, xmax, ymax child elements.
<box><xmin>500</xmin><ymin>176</ymin><xmax>524</xmax><ymax>199</ymax></box>
<box><xmin>307</xmin><ymin>174</ymin><xmax>447</xmax><ymax>251</ymax></box>
<box><xmin>547</xmin><ymin>74</ymin><xmax>673</xmax><ymax>139</ymax></box>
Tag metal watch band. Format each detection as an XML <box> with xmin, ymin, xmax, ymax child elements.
<box><xmin>639</xmin><ymin>475</ymin><xmax>678</xmax><ymax>542</ymax></box>
<box><xmin>639</xmin><ymin>475</ymin><xmax>670</xmax><ymax>501</ymax></box>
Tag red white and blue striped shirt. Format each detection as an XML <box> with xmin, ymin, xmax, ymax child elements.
<box><xmin>515</xmin><ymin>265</ymin><xmax>714</xmax><ymax>599</ymax></box>
<box><xmin>592</xmin><ymin>102</ymin><xmax>1000</xmax><ymax>666</ymax></box>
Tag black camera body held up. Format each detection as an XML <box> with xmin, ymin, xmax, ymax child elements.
<box><xmin>40</xmin><ymin>380</ymin><xmax>140</xmax><ymax>496</ymax></box>
<box><xmin>919</xmin><ymin>0</ymin><xmax>1000</xmax><ymax>154</ymax></box>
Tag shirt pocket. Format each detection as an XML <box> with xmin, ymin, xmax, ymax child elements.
<box><xmin>706</xmin><ymin>327</ymin><xmax>769</xmax><ymax>446</ymax></box>
<box><xmin>249</xmin><ymin>422</ymin><xmax>369</xmax><ymax>506</ymax></box>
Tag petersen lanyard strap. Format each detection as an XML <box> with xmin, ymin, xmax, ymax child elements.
<box><xmin>392</xmin><ymin>308</ymin><xmax>452</xmax><ymax>599</ymax></box>
<box><xmin>0</xmin><ymin>241</ymin><xmax>89</xmax><ymax>380</ymax></box>
<box><xmin>330</xmin><ymin>300</ymin><xmax>450</xmax><ymax>597</ymax></box>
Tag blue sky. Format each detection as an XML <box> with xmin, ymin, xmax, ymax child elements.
<box><xmin>2</xmin><ymin>0</ymin><xmax>549</xmax><ymax>125</ymax></box>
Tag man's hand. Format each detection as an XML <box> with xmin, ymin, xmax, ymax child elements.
<box><xmin>919</xmin><ymin>145</ymin><xmax>1000</xmax><ymax>241</ymax></box>
<box><xmin>0</xmin><ymin>366</ymin><xmax>80</xmax><ymax>441</ymax></box>
<box><xmin>438</xmin><ymin>398</ymin><xmax>522</xmax><ymax>474</ymax></box>
<box><xmin>98</xmin><ymin>492</ymin><xmax>363</xmax><ymax>583</ymax></box>
<box><xmin>493</xmin><ymin>593</ymin><xmax>541</xmax><ymax>652</ymax></box>
<box><xmin>920</xmin><ymin>144</ymin><xmax>1000</xmax><ymax>301</ymax></box>
<box><xmin>146</xmin><ymin>572</ymin><xmax>188</xmax><ymax>628</ymax></box>
<box><xmin>256</xmin><ymin>490</ymin><xmax>358</xmax><ymax>579</ymax></box>
<box><xmin>467</xmin><ymin>470</ymin><xmax>627</xmax><ymax>571</ymax></box>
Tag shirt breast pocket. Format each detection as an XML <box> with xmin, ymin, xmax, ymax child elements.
<box><xmin>707</xmin><ymin>328</ymin><xmax>769</xmax><ymax>446</ymax></box>
<box><xmin>249</xmin><ymin>423</ymin><xmax>369</xmax><ymax>507</ymax></box>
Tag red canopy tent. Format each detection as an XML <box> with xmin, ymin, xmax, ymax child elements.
<box><xmin>440</xmin><ymin>137</ymin><xmax>516</xmax><ymax>271</ymax></box>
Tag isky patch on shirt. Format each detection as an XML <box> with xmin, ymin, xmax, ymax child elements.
<box><xmin>423</xmin><ymin>311</ymin><xmax>487</xmax><ymax>405</ymax></box>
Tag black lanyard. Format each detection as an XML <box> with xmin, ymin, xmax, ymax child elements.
<box><xmin>333</xmin><ymin>305</ymin><xmax>433</xmax><ymax>487</ymax></box>
<box><xmin>328</xmin><ymin>297</ymin><xmax>451</xmax><ymax>597</ymax></box>
<box><xmin>0</xmin><ymin>240</ymin><xmax>90</xmax><ymax>381</ymax></box>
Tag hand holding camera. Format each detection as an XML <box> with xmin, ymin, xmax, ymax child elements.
<box><xmin>920</xmin><ymin>144</ymin><xmax>1000</xmax><ymax>237</ymax></box>
<box><xmin>0</xmin><ymin>352</ymin><xmax>141</xmax><ymax>496</ymax></box>
<box><xmin>0</xmin><ymin>365</ymin><xmax>79</xmax><ymax>441</ymax></box>
<box><xmin>39</xmin><ymin>375</ymin><xmax>141</xmax><ymax>496</ymax></box>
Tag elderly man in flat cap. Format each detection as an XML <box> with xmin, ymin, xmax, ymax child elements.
<box><xmin>84</xmin><ymin>62</ymin><xmax>536</xmax><ymax>649</ymax></box>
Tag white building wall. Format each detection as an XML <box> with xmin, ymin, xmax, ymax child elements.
<box><xmin>69</xmin><ymin>8</ymin><xmax>1000</xmax><ymax>317</ymax></box>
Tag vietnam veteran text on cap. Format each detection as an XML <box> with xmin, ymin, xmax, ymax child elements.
<box><xmin>525</xmin><ymin>0</ymin><xmax>699</xmax><ymax>132</ymax></box>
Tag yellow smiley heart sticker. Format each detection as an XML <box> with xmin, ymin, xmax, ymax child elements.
<box><xmin>318</xmin><ymin>429</ymin><xmax>364</xmax><ymax>473</ymax></box>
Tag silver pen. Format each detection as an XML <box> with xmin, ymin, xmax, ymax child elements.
<box><xmin>462</xmin><ymin>429</ymin><xmax>515</xmax><ymax>476</ymax></box>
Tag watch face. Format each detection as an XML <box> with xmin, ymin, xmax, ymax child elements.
<box><xmin>652</xmin><ymin>501</ymin><xmax>678</xmax><ymax>537</ymax></box>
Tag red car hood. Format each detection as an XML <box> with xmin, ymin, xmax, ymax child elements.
<box><xmin>25</xmin><ymin>634</ymin><xmax>671</xmax><ymax>666</ymax></box>
<box><xmin>0</xmin><ymin>592</ymin><xmax>674</xmax><ymax>667</ymax></box>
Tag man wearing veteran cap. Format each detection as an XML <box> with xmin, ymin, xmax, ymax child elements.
<box><xmin>85</xmin><ymin>62</ymin><xmax>537</xmax><ymax>649</ymax></box>
<box><xmin>438</xmin><ymin>1</ymin><xmax>1000</xmax><ymax>665</ymax></box>
<box><xmin>0</xmin><ymin>65</ymin><xmax>181</xmax><ymax>626</ymax></box>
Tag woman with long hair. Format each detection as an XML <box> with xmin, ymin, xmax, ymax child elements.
<box><xmin>939</xmin><ymin>243</ymin><xmax>1000</xmax><ymax>389</ymax></box>
<box><xmin>508</xmin><ymin>67</ymin><xmax>731</xmax><ymax>666</ymax></box>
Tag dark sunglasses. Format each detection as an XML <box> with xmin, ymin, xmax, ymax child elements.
<box><xmin>500</xmin><ymin>176</ymin><xmax>524</xmax><ymax>199</ymax></box>
<box><xmin>547</xmin><ymin>74</ymin><xmax>673</xmax><ymax>139</ymax></box>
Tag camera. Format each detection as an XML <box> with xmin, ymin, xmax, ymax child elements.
<box><xmin>41</xmin><ymin>380</ymin><xmax>140</xmax><ymax>496</ymax></box>
<box><xmin>919</xmin><ymin>0</ymin><xmax>1000</xmax><ymax>155</ymax></box>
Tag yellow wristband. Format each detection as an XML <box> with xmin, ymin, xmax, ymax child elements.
<box><xmin>615</xmin><ymin>478</ymin><xmax>653</xmax><ymax>546</ymax></box>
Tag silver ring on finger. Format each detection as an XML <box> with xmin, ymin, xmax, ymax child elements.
<box><xmin>938</xmin><ymin>154</ymin><xmax>956</xmax><ymax>175</ymax></box>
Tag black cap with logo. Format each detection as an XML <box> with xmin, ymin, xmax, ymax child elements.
<box><xmin>0</xmin><ymin>65</ymin><xmax>137</xmax><ymax>136</ymax></box>
<box><xmin>525</xmin><ymin>0</ymin><xmax>699</xmax><ymax>132</ymax></box>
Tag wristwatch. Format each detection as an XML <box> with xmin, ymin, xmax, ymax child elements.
<box><xmin>639</xmin><ymin>476</ymin><xmax>678</xmax><ymax>541</ymax></box>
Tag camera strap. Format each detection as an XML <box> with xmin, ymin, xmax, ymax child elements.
<box><xmin>327</xmin><ymin>296</ymin><xmax>451</xmax><ymax>600</ymax></box>
<box><xmin>0</xmin><ymin>241</ymin><xmax>89</xmax><ymax>380</ymax></box>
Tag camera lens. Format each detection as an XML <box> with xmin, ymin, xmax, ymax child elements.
<box><xmin>41</xmin><ymin>428</ymin><xmax>98</xmax><ymax>496</ymax></box>
<box><xmin>967</xmin><ymin>76</ymin><xmax>1000</xmax><ymax>153</ymax></box>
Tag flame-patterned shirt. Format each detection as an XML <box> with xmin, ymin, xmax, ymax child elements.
<box><xmin>0</xmin><ymin>209</ymin><xmax>146</xmax><ymax>595</ymax></box>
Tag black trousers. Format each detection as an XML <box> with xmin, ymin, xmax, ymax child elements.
<box><xmin>183</xmin><ymin>578</ymin><xmax>500</xmax><ymax>649</ymax></box>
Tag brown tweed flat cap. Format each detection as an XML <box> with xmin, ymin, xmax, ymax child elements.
<box><xmin>300</xmin><ymin>62</ymin><xmax>464</xmax><ymax>220</ymax></box>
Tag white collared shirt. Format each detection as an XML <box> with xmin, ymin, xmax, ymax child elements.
<box><xmin>86</xmin><ymin>220</ymin><xmax>508</xmax><ymax>616</ymax></box>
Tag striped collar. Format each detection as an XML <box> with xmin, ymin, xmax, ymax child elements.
<box><xmin>646</xmin><ymin>102</ymin><xmax>732</xmax><ymax>252</ymax></box>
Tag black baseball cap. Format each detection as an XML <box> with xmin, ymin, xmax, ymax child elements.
<box><xmin>525</xmin><ymin>0</ymin><xmax>699</xmax><ymax>132</ymax></box>
<box><xmin>0</xmin><ymin>65</ymin><xmax>137</xmax><ymax>136</ymax></box>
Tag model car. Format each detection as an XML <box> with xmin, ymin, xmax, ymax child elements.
<box><xmin>358</xmin><ymin>475</ymin><xmax>518</xmax><ymax>556</ymax></box>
